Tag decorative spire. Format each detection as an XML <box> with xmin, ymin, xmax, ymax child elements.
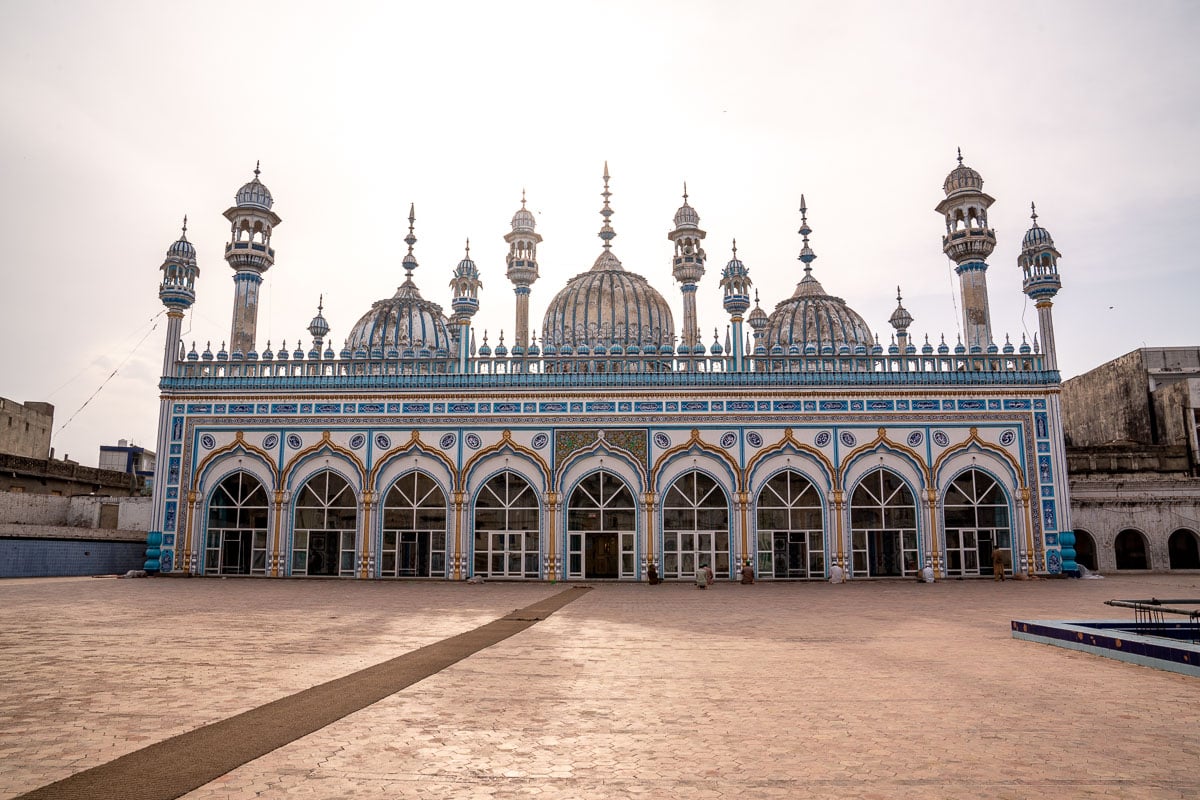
<box><xmin>181</xmin><ymin>215</ymin><xmax>188</xmax><ymax>239</ymax></box>
<box><xmin>402</xmin><ymin>203</ymin><xmax>418</xmax><ymax>276</ymax></box>
<box><xmin>956</xmin><ymin>147</ymin><xmax>963</xmax><ymax>166</ymax></box>
<box><xmin>1030</xmin><ymin>201</ymin><xmax>1038</xmax><ymax>224</ymax></box>
<box><xmin>683</xmin><ymin>181</ymin><xmax>688</xmax><ymax>203</ymax></box>
<box><xmin>599</xmin><ymin>161</ymin><xmax>615</xmax><ymax>251</ymax></box>
<box><xmin>798</xmin><ymin>194</ymin><xmax>816</xmax><ymax>275</ymax></box>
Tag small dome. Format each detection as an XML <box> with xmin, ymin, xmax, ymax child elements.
<box><xmin>308</xmin><ymin>298</ymin><xmax>330</xmax><ymax>340</ymax></box>
<box><xmin>943</xmin><ymin>150</ymin><xmax>983</xmax><ymax>196</ymax></box>
<box><xmin>168</xmin><ymin>236</ymin><xmax>196</xmax><ymax>259</ymax></box>
<box><xmin>1022</xmin><ymin>205</ymin><xmax>1055</xmax><ymax>251</ymax></box>
<box><xmin>236</xmin><ymin>164</ymin><xmax>274</xmax><ymax>210</ymax></box>
<box><xmin>762</xmin><ymin>272</ymin><xmax>873</xmax><ymax>354</ymax></box>
<box><xmin>345</xmin><ymin>280</ymin><xmax>452</xmax><ymax>354</ymax></box>
<box><xmin>674</xmin><ymin>201</ymin><xmax>699</xmax><ymax>229</ymax></box>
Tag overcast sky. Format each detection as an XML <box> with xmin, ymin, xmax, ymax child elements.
<box><xmin>1</xmin><ymin>1</ymin><xmax>1197</xmax><ymax>467</ymax></box>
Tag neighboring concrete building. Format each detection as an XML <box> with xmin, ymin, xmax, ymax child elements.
<box><xmin>145</xmin><ymin>155</ymin><xmax>1075</xmax><ymax>581</ymax></box>
<box><xmin>99</xmin><ymin>439</ymin><xmax>157</xmax><ymax>488</ymax></box>
<box><xmin>1063</xmin><ymin>347</ymin><xmax>1200</xmax><ymax>572</ymax></box>
<box><xmin>0</xmin><ymin>398</ymin><xmax>54</xmax><ymax>460</ymax></box>
<box><xmin>0</xmin><ymin>493</ymin><xmax>150</xmax><ymax>577</ymax></box>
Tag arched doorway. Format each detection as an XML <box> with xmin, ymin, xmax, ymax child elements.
<box><xmin>662</xmin><ymin>471</ymin><xmax>730</xmax><ymax>580</ymax></box>
<box><xmin>473</xmin><ymin>471</ymin><xmax>540</xmax><ymax>578</ymax></box>
<box><xmin>566</xmin><ymin>471</ymin><xmax>637</xmax><ymax>580</ymax></box>
<box><xmin>1168</xmin><ymin>529</ymin><xmax>1200</xmax><ymax>569</ymax></box>
<box><xmin>942</xmin><ymin>469</ymin><xmax>1011</xmax><ymax>577</ymax></box>
<box><xmin>1074</xmin><ymin>529</ymin><xmax>1098</xmax><ymax>571</ymax></box>
<box><xmin>205</xmin><ymin>472</ymin><xmax>269</xmax><ymax>575</ymax></box>
<box><xmin>1114</xmin><ymin>529</ymin><xmax>1149</xmax><ymax>570</ymax></box>
<box><xmin>381</xmin><ymin>472</ymin><xmax>447</xmax><ymax>578</ymax></box>
<box><xmin>850</xmin><ymin>468</ymin><xmax>918</xmax><ymax>577</ymax></box>
<box><xmin>755</xmin><ymin>470</ymin><xmax>825</xmax><ymax>579</ymax></box>
<box><xmin>292</xmin><ymin>471</ymin><xmax>359</xmax><ymax>577</ymax></box>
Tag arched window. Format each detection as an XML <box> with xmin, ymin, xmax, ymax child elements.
<box><xmin>662</xmin><ymin>471</ymin><xmax>730</xmax><ymax>580</ymax></box>
<box><xmin>850</xmin><ymin>468</ymin><xmax>918</xmax><ymax>577</ymax></box>
<box><xmin>566</xmin><ymin>471</ymin><xmax>637</xmax><ymax>580</ymax></box>
<box><xmin>205</xmin><ymin>472</ymin><xmax>269</xmax><ymax>575</ymax></box>
<box><xmin>381</xmin><ymin>472</ymin><xmax>447</xmax><ymax>578</ymax></box>
<box><xmin>756</xmin><ymin>470</ymin><xmax>825</xmax><ymax>579</ymax></box>
<box><xmin>292</xmin><ymin>471</ymin><xmax>358</xmax><ymax>577</ymax></box>
<box><xmin>473</xmin><ymin>471</ymin><xmax>540</xmax><ymax>578</ymax></box>
<box><xmin>1074</xmin><ymin>529</ymin><xmax>1099</xmax><ymax>571</ymax></box>
<box><xmin>942</xmin><ymin>469</ymin><xmax>1011</xmax><ymax>577</ymax></box>
<box><xmin>1168</xmin><ymin>529</ymin><xmax>1200</xmax><ymax>570</ymax></box>
<box><xmin>1114</xmin><ymin>529</ymin><xmax>1149</xmax><ymax>570</ymax></box>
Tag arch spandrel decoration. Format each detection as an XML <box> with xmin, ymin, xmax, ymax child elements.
<box><xmin>370</xmin><ymin>430</ymin><xmax>457</xmax><ymax>496</ymax></box>
<box><xmin>745</xmin><ymin>428</ymin><xmax>836</xmax><ymax>495</ymax></box>
<box><xmin>463</xmin><ymin>430</ymin><xmax>550</xmax><ymax>494</ymax></box>
<box><xmin>651</xmin><ymin>428</ymin><xmax>741</xmax><ymax>492</ymax></box>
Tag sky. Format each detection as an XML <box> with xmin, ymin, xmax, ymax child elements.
<box><xmin>1</xmin><ymin>1</ymin><xmax>1197</xmax><ymax>467</ymax></box>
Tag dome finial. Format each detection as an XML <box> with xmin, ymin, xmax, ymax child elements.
<box><xmin>798</xmin><ymin>194</ymin><xmax>816</xmax><ymax>275</ymax></box>
<box><xmin>254</xmin><ymin>159</ymin><xmax>261</xmax><ymax>179</ymax></box>
<box><xmin>956</xmin><ymin>147</ymin><xmax>963</xmax><ymax>166</ymax></box>
<box><xmin>180</xmin><ymin>215</ymin><xmax>188</xmax><ymax>239</ymax></box>
<box><xmin>598</xmin><ymin>162</ymin><xmax>616</xmax><ymax>254</ymax></box>
<box><xmin>731</xmin><ymin>237</ymin><xmax>737</xmax><ymax>256</ymax></box>
<box><xmin>682</xmin><ymin>181</ymin><xmax>689</xmax><ymax>203</ymax></box>
<box><xmin>318</xmin><ymin>293</ymin><xmax>323</xmax><ymax>312</ymax></box>
<box><xmin>465</xmin><ymin>237</ymin><xmax>470</xmax><ymax>255</ymax></box>
<box><xmin>521</xmin><ymin>188</ymin><xmax>527</xmax><ymax>208</ymax></box>
<box><xmin>1030</xmin><ymin>201</ymin><xmax>1038</xmax><ymax>224</ymax></box>
<box><xmin>402</xmin><ymin>203</ymin><xmax>419</xmax><ymax>278</ymax></box>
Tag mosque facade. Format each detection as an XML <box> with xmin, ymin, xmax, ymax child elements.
<box><xmin>146</xmin><ymin>155</ymin><xmax>1073</xmax><ymax>581</ymax></box>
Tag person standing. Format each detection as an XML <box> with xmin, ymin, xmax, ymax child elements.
<box><xmin>992</xmin><ymin>548</ymin><xmax>1007</xmax><ymax>581</ymax></box>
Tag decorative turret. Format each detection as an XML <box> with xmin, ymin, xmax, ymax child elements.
<box><xmin>888</xmin><ymin>286</ymin><xmax>914</xmax><ymax>354</ymax></box>
<box><xmin>935</xmin><ymin>149</ymin><xmax>995</xmax><ymax>352</ymax></box>
<box><xmin>505</xmin><ymin>190</ymin><xmax>541</xmax><ymax>350</ymax></box>
<box><xmin>307</xmin><ymin>296</ymin><xmax>330</xmax><ymax>358</ymax></box>
<box><xmin>720</xmin><ymin>240</ymin><xmax>752</xmax><ymax>371</ymax></box>
<box><xmin>668</xmin><ymin>182</ymin><xmax>707</xmax><ymax>353</ymax></box>
<box><xmin>1019</xmin><ymin>202</ymin><xmax>1063</xmax><ymax>370</ymax></box>
<box><xmin>158</xmin><ymin>216</ymin><xmax>200</xmax><ymax>376</ymax></box>
<box><xmin>224</xmin><ymin>162</ymin><xmax>281</xmax><ymax>357</ymax></box>
<box><xmin>451</xmin><ymin>238</ymin><xmax>482</xmax><ymax>372</ymax></box>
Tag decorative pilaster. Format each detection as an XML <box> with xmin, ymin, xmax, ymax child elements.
<box><xmin>641</xmin><ymin>491</ymin><xmax>657</xmax><ymax>580</ymax></box>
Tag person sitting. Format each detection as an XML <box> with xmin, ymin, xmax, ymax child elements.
<box><xmin>740</xmin><ymin>563</ymin><xmax>754</xmax><ymax>584</ymax></box>
<box><xmin>647</xmin><ymin>563</ymin><xmax>660</xmax><ymax>585</ymax></box>
<box><xmin>695</xmin><ymin>564</ymin><xmax>708</xmax><ymax>589</ymax></box>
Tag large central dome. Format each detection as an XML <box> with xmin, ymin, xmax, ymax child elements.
<box><xmin>542</xmin><ymin>255</ymin><xmax>675</xmax><ymax>349</ymax></box>
<box><xmin>541</xmin><ymin>165</ymin><xmax>675</xmax><ymax>350</ymax></box>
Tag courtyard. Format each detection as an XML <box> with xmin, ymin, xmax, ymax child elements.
<box><xmin>1</xmin><ymin>573</ymin><xmax>1198</xmax><ymax>799</ymax></box>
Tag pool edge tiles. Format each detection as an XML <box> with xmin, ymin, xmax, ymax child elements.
<box><xmin>1011</xmin><ymin>619</ymin><xmax>1200</xmax><ymax>678</ymax></box>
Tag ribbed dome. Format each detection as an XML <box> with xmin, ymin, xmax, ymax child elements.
<box><xmin>943</xmin><ymin>151</ymin><xmax>983</xmax><ymax>196</ymax></box>
<box><xmin>763</xmin><ymin>272</ymin><xmax>873</xmax><ymax>352</ymax></box>
<box><xmin>236</xmin><ymin>174</ymin><xmax>274</xmax><ymax>210</ymax></box>
<box><xmin>542</xmin><ymin>258</ymin><xmax>675</xmax><ymax>349</ymax></box>
<box><xmin>512</xmin><ymin>206</ymin><xmax>536</xmax><ymax>232</ymax></box>
<box><xmin>674</xmin><ymin>200</ymin><xmax>699</xmax><ymax>229</ymax></box>
<box><xmin>168</xmin><ymin>235</ymin><xmax>196</xmax><ymax>259</ymax></box>
<box><xmin>1022</xmin><ymin>223</ymin><xmax>1054</xmax><ymax>250</ymax></box>
<box><xmin>345</xmin><ymin>279</ymin><xmax>452</xmax><ymax>353</ymax></box>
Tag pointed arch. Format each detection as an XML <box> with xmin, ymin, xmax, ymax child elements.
<box><xmin>463</xmin><ymin>430</ymin><xmax>550</xmax><ymax>492</ymax></box>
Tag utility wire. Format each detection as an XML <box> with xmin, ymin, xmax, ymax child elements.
<box><xmin>53</xmin><ymin>310</ymin><xmax>166</xmax><ymax>438</ymax></box>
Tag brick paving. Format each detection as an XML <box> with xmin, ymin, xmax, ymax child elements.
<box><xmin>2</xmin><ymin>573</ymin><xmax>1199</xmax><ymax>799</ymax></box>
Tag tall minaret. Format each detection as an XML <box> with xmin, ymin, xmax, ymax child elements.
<box><xmin>451</xmin><ymin>239</ymin><xmax>482</xmax><ymax>372</ymax></box>
<box><xmin>720</xmin><ymin>240</ymin><xmax>752</xmax><ymax>371</ymax></box>
<box><xmin>148</xmin><ymin>218</ymin><xmax>199</xmax><ymax>572</ymax></box>
<box><xmin>668</xmin><ymin>183</ymin><xmax>706</xmax><ymax>352</ymax></box>
<box><xmin>935</xmin><ymin>149</ymin><xmax>995</xmax><ymax>352</ymax></box>
<box><xmin>158</xmin><ymin>217</ymin><xmax>199</xmax><ymax>377</ymax></box>
<box><xmin>224</xmin><ymin>162</ymin><xmax>281</xmax><ymax>356</ymax></box>
<box><xmin>1019</xmin><ymin>203</ymin><xmax>1063</xmax><ymax>371</ymax></box>
<box><xmin>505</xmin><ymin>190</ymin><xmax>541</xmax><ymax>349</ymax></box>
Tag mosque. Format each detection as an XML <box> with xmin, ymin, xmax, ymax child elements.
<box><xmin>145</xmin><ymin>154</ymin><xmax>1073</xmax><ymax>581</ymax></box>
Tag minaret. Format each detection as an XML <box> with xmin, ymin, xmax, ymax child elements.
<box><xmin>668</xmin><ymin>183</ymin><xmax>706</xmax><ymax>352</ymax></box>
<box><xmin>1019</xmin><ymin>203</ymin><xmax>1063</xmax><ymax>371</ymax></box>
<box><xmin>451</xmin><ymin>239</ymin><xmax>482</xmax><ymax>372</ymax></box>
<box><xmin>505</xmin><ymin>190</ymin><xmax>541</xmax><ymax>350</ymax></box>
<box><xmin>148</xmin><ymin>217</ymin><xmax>199</xmax><ymax>572</ymax></box>
<box><xmin>224</xmin><ymin>162</ymin><xmax>281</xmax><ymax>356</ymax></box>
<box><xmin>888</xmin><ymin>286</ymin><xmax>914</xmax><ymax>356</ymax></box>
<box><xmin>159</xmin><ymin>217</ymin><xmax>199</xmax><ymax>377</ymax></box>
<box><xmin>935</xmin><ymin>149</ymin><xmax>996</xmax><ymax>352</ymax></box>
<box><xmin>720</xmin><ymin>240</ymin><xmax>752</xmax><ymax>371</ymax></box>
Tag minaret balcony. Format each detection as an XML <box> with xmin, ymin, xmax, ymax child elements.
<box><xmin>942</xmin><ymin>229</ymin><xmax>996</xmax><ymax>261</ymax></box>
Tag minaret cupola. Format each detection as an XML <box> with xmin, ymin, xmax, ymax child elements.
<box><xmin>720</xmin><ymin>240</ymin><xmax>752</xmax><ymax>371</ymax></box>
<box><xmin>307</xmin><ymin>295</ymin><xmax>330</xmax><ymax>357</ymax></box>
<box><xmin>888</xmin><ymin>286</ymin><xmax>914</xmax><ymax>353</ymax></box>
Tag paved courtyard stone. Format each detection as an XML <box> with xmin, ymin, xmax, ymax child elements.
<box><xmin>2</xmin><ymin>574</ymin><xmax>1198</xmax><ymax>799</ymax></box>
